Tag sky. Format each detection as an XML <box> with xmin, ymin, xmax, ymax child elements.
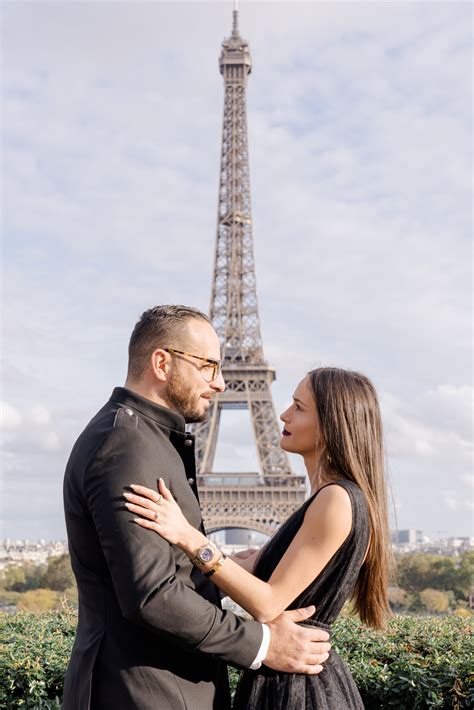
<box><xmin>1</xmin><ymin>0</ymin><xmax>472</xmax><ymax>541</ymax></box>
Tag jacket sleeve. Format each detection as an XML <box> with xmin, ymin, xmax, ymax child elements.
<box><xmin>83</xmin><ymin>423</ymin><xmax>263</xmax><ymax>669</ymax></box>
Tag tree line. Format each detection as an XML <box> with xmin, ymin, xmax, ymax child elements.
<box><xmin>0</xmin><ymin>551</ymin><xmax>473</xmax><ymax>615</ymax></box>
<box><xmin>389</xmin><ymin>551</ymin><xmax>473</xmax><ymax>615</ymax></box>
<box><xmin>0</xmin><ymin>554</ymin><xmax>76</xmax><ymax>610</ymax></box>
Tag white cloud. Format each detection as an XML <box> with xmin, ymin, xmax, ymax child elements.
<box><xmin>0</xmin><ymin>402</ymin><xmax>22</xmax><ymax>432</ymax></box>
<box><xmin>381</xmin><ymin>387</ymin><xmax>473</xmax><ymax>468</ymax></box>
<box><xmin>26</xmin><ymin>405</ymin><xmax>51</xmax><ymax>427</ymax></box>
<box><xmin>1</xmin><ymin>402</ymin><xmax>61</xmax><ymax>453</ymax></box>
<box><xmin>415</xmin><ymin>385</ymin><xmax>473</xmax><ymax>439</ymax></box>
<box><xmin>32</xmin><ymin>430</ymin><xmax>61</xmax><ymax>452</ymax></box>
<box><xmin>443</xmin><ymin>490</ymin><xmax>474</xmax><ymax>514</ymax></box>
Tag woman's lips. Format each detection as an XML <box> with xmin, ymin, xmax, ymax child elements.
<box><xmin>282</xmin><ymin>428</ymin><xmax>291</xmax><ymax>436</ymax></box>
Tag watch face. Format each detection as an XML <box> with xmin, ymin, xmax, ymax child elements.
<box><xmin>199</xmin><ymin>546</ymin><xmax>215</xmax><ymax>563</ymax></box>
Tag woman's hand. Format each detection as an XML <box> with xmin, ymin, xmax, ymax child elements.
<box><xmin>124</xmin><ymin>478</ymin><xmax>192</xmax><ymax>546</ymax></box>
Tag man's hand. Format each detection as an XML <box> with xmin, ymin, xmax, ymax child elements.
<box><xmin>264</xmin><ymin>606</ymin><xmax>330</xmax><ymax>674</ymax></box>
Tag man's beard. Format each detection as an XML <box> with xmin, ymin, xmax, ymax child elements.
<box><xmin>166</xmin><ymin>368</ymin><xmax>208</xmax><ymax>423</ymax></box>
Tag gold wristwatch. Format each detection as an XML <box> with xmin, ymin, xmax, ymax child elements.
<box><xmin>191</xmin><ymin>541</ymin><xmax>220</xmax><ymax>568</ymax></box>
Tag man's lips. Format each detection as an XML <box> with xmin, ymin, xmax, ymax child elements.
<box><xmin>282</xmin><ymin>428</ymin><xmax>291</xmax><ymax>436</ymax></box>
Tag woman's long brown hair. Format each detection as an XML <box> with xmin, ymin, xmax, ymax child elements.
<box><xmin>308</xmin><ymin>367</ymin><xmax>392</xmax><ymax>628</ymax></box>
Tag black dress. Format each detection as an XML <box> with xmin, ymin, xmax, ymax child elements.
<box><xmin>233</xmin><ymin>479</ymin><xmax>369</xmax><ymax>710</ymax></box>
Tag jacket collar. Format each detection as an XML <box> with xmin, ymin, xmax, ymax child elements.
<box><xmin>109</xmin><ymin>387</ymin><xmax>186</xmax><ymax>433</ymax></box>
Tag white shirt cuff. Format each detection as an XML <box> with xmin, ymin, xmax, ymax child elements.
<box><xmin>248</xmin><ymin>623</ymin><xmax>270</xmax><ymax>670</ymax></box>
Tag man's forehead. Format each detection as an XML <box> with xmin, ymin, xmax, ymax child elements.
<box><xmin>183</xmin><ymin>318</ymin><xmax>220</xmax><ymax>351</ymax></box>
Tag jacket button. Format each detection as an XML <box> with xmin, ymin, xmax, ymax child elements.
<box><xmin>184</xmin><ymin>439</ymin><xmax>193</xmax><ymax>447</ymax></box>
<box><xmin>124</xmin><ymin>408</ymin><xmax>133</xmax><ymax>416</ymax></box>
<box><xmin>188</xmin><ymin>478</ymin><xmax>195</xmax><ymax>485</ymax></box>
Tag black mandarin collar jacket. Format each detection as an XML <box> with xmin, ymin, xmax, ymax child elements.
<box><xmin>62</xmin><ymin>386</ymin><xmax>262</xmax><ymax>710</ymax></box>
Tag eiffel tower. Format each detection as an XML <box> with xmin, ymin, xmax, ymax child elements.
<box><xmin>193</xmin><ymin>6</ymin><xmax>307</xmax><ymax>536</ymax></box>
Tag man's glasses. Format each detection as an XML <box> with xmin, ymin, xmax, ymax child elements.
<box><xmin>164</xmin><ymin>348</ymin><xmax>222</xmax><ymax>383</ymax></box>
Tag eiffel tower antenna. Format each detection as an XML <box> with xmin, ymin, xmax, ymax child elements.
<box><xmin>193</xmin><ymin>4</ymin><xmax>307</xmax><ymax>536</ymax></box>
<box><xmin>233</xmin><ymin>0</ymin><xmax>239</xmax><ymax>35</ymax></box>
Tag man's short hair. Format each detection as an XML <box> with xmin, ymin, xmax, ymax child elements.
<box><xmin>127</xmin><ymin>305</ymin><xmax>211</xmax><ymax>380</ymax></box>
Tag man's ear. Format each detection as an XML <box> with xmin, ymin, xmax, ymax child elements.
<box><xmin>151</xmin><ymin>349</ymin><xmax>170</xmax><ymax>382</ymax></box>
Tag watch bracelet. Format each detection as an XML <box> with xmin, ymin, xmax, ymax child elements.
<box><xmin>203</xmin><ymin>552</ymin><xmax>227</xmax><ymax>577</ymax></box>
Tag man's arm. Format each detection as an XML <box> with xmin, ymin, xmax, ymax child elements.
<box><xmin>85</xmin><ymin>424</ymin><xmax>262</xmax><ymax>668</ymax></box>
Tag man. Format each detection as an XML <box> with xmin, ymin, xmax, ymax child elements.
<box><xmin>63</xmin><ymin>305</ymin><xmax>330</xmax><ymax>709</ymax></box>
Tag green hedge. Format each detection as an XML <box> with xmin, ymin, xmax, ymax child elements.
<box><xmin>0</xmin><ymin>607</ymin><xmax>76</xmax><ymax>709</ymax></box>
<box><xmin>332</xmin><ymin>616</ymin><xmax>473</xmax><ymax>709</ymax></box>
<box><xmin>0</xmin><ymin>609</ymin><xmax>472</xmax><ymax>709</ymax></box>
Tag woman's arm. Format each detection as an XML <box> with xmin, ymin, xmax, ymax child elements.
<box><xmin>124</xmin><ymin>479</ymin><xmax>352</xmax><ymax>624</ymax></box>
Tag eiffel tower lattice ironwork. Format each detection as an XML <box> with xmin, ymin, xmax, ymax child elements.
<box><xmin>192</xmin><ymin>8</ymin><xmax>307</xmax><ymax>536</ymax></box>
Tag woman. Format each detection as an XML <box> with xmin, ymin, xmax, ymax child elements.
<box><xmin>124</xmin><ymin>367</ymin><xmax>392</xmax><ymax>709</ymax></box>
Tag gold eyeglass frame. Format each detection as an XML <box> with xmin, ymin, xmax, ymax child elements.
<box><xmin>164</xmin><ymin>348</ymin><xmax>222</xmax><ymax>382</ymax></box>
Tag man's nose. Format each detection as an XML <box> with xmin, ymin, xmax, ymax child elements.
<box><xmin>211</xmin><ymin>371</ymin><xmax>225</xmax><ymax>393</ymax></box>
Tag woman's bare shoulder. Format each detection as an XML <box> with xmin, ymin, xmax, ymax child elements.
<box><xmin>303</xmin><ymin>483</ymin><xmax>353</xmax><ymax>539</ymax></box>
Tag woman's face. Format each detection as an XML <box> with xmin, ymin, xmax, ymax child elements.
<box><xmin>280</xmin><ymin>375</ymin><xmax>321</xmax><ymax>457</ymax></box>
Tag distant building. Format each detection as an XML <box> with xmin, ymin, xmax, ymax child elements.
<box><xmin>447</xmin><ymin>536</ymin><xmax>474</xmax><ymax>550</ymax></box>
<box><xmin>390</xmin><ymin>530</ymin><xmax>473</xmax><ymax>557</ymax></box>
<box><xmin>0</xmin><ymin>539</ymin><xmax>68</xmax><ymax>571</ymax></box>
<box><xmin>391</xmin><ymin>529</ymin><xmax>424</xmax><ymax>545</ymax></box>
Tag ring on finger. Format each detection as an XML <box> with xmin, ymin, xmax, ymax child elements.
<box><xmin>154</xmin><ymin>511</ymin><xmax>159</xmax><ymax>522</ymax></box>
<box><xmin>155</xmin><ymin>494</ymin><xmax>163</xmax><ymax>503</ymax></box>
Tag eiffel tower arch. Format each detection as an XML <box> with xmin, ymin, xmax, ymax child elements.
<box><xmin>193</xmin><ymin>8</ymin><xmax>307</xmax><ymax>537</ymax></box>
